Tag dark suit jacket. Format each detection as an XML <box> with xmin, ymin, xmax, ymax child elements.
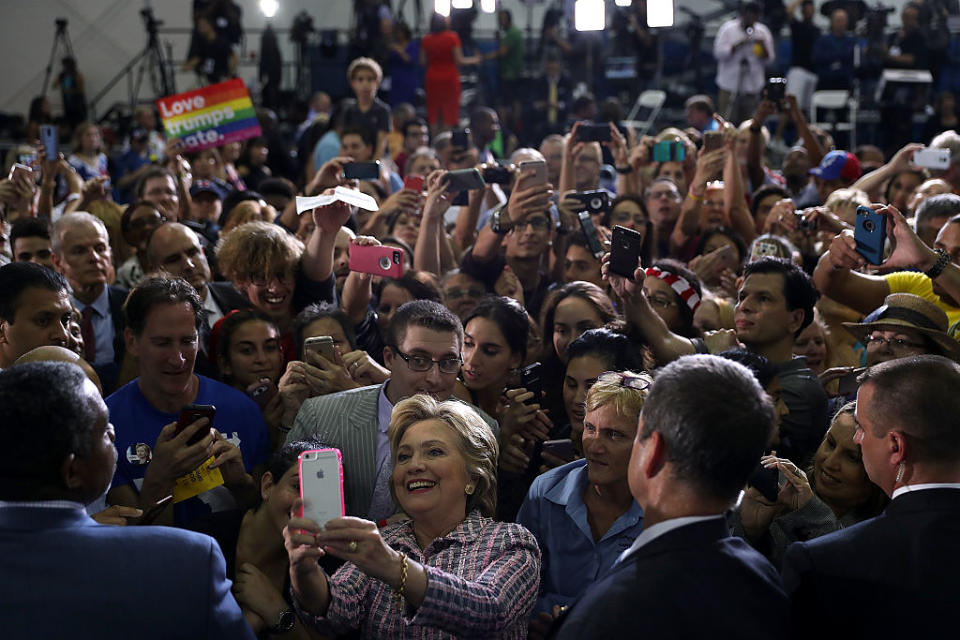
<box><xmin>207</xmin><ymin>280</ymin><xmax>250</xmax><ymax>316</ymax></box>
<box><xmin>529</xmin><ymin>74</ymin><xmax>572</xmax><ymax>122</ymax></box>
<box><xmin>0</xmin><ymin>504</ymin><xmax>254</xmax><ymax>639</ymax></box>
<box><xmin>93</xmin><ymin>285</ymin><xmax>129</xmax><ymax>394</ymax></box>
<box><xmin>782</xmin><ymin>488</ymin><xmax>960</xmax><ymax>638</ymax></box>
<box><xmin>553</xmin><ymin>518</ymin><xmax>790</xmax><ymax>639</ymax></box>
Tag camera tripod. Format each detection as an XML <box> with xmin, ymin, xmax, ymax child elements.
<box><xmin>41</xmin><ymin>18</ymin><xmax>75</xmax><ymax>96</ymax></box>
<box><xmin>89</xmin><ymin>8</ymin><xmax>174</xmax><ymax>120</ymax></box>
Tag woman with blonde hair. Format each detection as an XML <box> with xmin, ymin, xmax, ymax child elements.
<box><xmin>518</xmin><ymin>370</ymin><xmax>650</xmax><ymax>616</ymax></box>
<box><xmin>284</xmin><ymin>394</ymin><xmax>540</xmax><ymax>638</ymax></box>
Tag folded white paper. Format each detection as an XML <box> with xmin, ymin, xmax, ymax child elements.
<box><xmin>296</xmin><ymin>186</ymin><xmax>379</xmax><ymax>213</ymax></box>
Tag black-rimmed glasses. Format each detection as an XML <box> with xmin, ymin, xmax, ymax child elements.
<box><xmin>393</xmin><ymin>348</ymin><xmax>462</xmax><ymax>374</ymax></box>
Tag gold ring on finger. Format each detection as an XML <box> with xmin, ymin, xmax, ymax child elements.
<box><xmin>348</xmin><ymin>540</ymin><xmax>359</xmax><ymax>553</ymax></box>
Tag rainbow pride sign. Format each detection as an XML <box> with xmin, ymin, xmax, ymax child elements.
<box><xmin>156</xmin><ymin>78</ymin><xmax>261</xmax><ymax>152</ymax></box>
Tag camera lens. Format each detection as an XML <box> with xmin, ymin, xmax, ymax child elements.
<box><xmin>378</xmin><ymin>256</ymin><xmax>391</xmax><ymax>270</ymax></box>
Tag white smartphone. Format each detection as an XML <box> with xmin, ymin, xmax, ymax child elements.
<box><xmin>298</xmin><ymin>448</ymin><xmax>345</xmax><ymax>529</ymax></box>
<box><xmin>913</xmin><ymin>148</ymin><xmax>951</xmax><ymax>170</ymax></box>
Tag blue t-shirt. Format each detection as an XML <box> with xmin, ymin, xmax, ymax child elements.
<box><xmin>516</xmin><ymin>459</ymin><xmax>644</xmax><ymax>614</ymax></box>
<box><xmin>106</xmin><ymin>374</ymin><xmax>270</xmax><ymax>527</ymax></box>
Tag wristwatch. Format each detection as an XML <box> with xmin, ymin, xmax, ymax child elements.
<box><xmin>489</xmin><ymin>204</ymin><xmax>512</xmax><ymax>234</ymax></box>
<box><xmin>269</xmin><ymin>609</ymin><xmax>296</xmax><ymax>634</ymax></box>
<box><xmin>925</xmin><ymin>247</ymin><xmax>951</xmax><ymax>280</ymax></box>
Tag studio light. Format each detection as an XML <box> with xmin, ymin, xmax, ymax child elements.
<box><xmin>574</xmin><ymin>0</ymin><xmax>605</xmax><ymax>31</ymax></box>
<box><xmin>647</xmin><ymin>0</ymin><xmax>674</xmax><ymax>27</ymax></box>
<box><xmin>480</xmin><ymin>0</ymin><xmax>496</xmax><ymax>13</ymax></box>
<box><xmin>452</xmin><ymin>0</ymin><xmax>474</xmax><ymax>8</ymax></box>
<box><xmin>259</xmin><ymin>0</ymin><xmax>279</xmax><ymax>19</ymax></box>
<box><xmin>435</xmin><ymin>0</ymin><xmax>451</xmax><ymax>17</ymax></box>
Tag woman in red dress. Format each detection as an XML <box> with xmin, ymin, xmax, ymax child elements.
<box><xmin>419</xmin><ymin>13</ymin><xmax>480</xmax><ymax>132</ymax></box>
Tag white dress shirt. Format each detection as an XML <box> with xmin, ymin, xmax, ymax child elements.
<box><xmin>713</xmin><ymin>18</ymin><xmax>775</xmax><ymax>94</ymax></box>
<box><xmin>617</xmin><ymin>514</ymin><xmax>725</xmax><ymax>564</ymax></box>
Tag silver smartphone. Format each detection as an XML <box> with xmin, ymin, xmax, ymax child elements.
<box><xmin>298</xmin><ymin>449</ymin><xmax>345</xmax><ymax>529</ymax></box>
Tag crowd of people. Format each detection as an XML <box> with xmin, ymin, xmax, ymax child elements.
<box><xmin>3</xmin><ymin>1</ymin><xmax>960</xmax><ymax>638</ymax></box>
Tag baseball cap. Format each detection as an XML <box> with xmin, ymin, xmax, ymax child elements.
<box><xmin>190</xmin><ymin>179</ymin><xmax>228</xmax><ymax>200</ymax></box>
<box><xmin>809</xmin><ymin>150</ymin><xmax>862</xmax><ymax>182</ymax></box>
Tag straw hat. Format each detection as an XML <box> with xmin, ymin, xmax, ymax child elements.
<box><xmin>842</xmin><ymin>293</ymin><xmax>960</xmax><ymax>360</ymax></box>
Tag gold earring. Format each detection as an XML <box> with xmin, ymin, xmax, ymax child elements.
<box><xmin>465</xmin><ymin>483</ymin><xmax>475</xmax><ymax>495</ymax></box>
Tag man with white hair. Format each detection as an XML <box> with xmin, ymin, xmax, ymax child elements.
<box><xmin>929</xmin><ymin>129</ymin><xmax>960</xmax><ymax>192</ymax></box>
<box><xmin>51</xmin><ymin>213</ymin><xmax>127</xmax><ymax>389</ymax></box>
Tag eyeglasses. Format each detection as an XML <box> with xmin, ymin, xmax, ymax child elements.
<box><xmin>128</xmin><ymin>214</ymin><xmax>167</xmax><ymax>232</ymax></box>
<box><xmin>515</xmin><ymin>217</ymin><xmax>550</xmax><ymax>232</ymax></box>
<box><xmin>445</xmin><ymin>287</ymin><xmax>487</xmax><ymax>300</ymax></box>
<box><xmin>250</xmin><ymin>270</ymin><xmax>294</xmax><ymax>287</ymax></box>
<box><xmin>392</xmin><ymin>348</ymin><xmax>462</xmax><ymax>374</ymax></box>
<box><xmin>597</xmin><ymin>371</ymin><xmax>652</xmax><ymax>391</ymax></box>
<box><xmin>864</xmin><ymin>334</ymin><xmax>927</xmax><ymax>350</ymax></box>
<box><xmin>649</xmin><ymin>189</ymin><xmax>680</xmax><ymax>201</ymax></box>
<box><xmin>645</xmin><ymin>293</ymin><xmax>677</xmax><ymax>309</ymax></box>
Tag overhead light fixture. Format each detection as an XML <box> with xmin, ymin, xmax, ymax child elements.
<box><xmin>259</xmin><ymin>0</ymin><xmax>278</xmax><ymax>18</ymax></box>
<box><xmin>647</xmin><ymin>0</ymin><xmax>674</xmax><ymax>27</ymax></box>
<box><xmin>451</xmin><ymin>0</ymin><xmax>473</xmax><ymax>8</ymax></box>
<box><xmin>615</xmin><ymin>0</ymin><xmax>632</xmax><ymax>6</ymax></box>
<box><xmin>435</xmin><ymin>0</ymin><xmax>451</xmax><ymax>17</ymax></box>
<box><xmin>574</xmin><ymin>0</ymin><xmax>605</xmax><ymax>31</ymax></box>
<box><xmin>480</xmin><ymin>0</ymin><xmax>496</xmax><ymax>13</ymax></box>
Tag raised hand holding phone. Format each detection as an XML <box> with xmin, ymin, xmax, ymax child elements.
<box><xmin>298</xmin><ymin>449</ymin><xmax>345</xmax><ymax>529</ymax></box>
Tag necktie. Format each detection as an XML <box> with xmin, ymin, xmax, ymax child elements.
<box><xmin>548</xmin><ymin>80</ymin><xmax>558</xmax><ymax>124</ymax></box>
<box><xmin>80</xmin><ymin>306</ymin><xmax>96</xmax><ymax>363</ymax></box>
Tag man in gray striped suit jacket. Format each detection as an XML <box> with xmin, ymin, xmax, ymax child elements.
<box><xmin>287</xmin><ymin>300</ymin><xmax>497</xmax><ymax>521</ymax></box>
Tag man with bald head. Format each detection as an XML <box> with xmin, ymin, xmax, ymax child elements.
<box><xmin>540</xmin><ymin>135</ymin><xmax>564</xmax><ymax>189</ymax></box>
<box><xmin>51</xmin><ymin>213</ymin><xmax>127</xmax><ymax>381</ymax></box>
<box><xmin>15</xmin><ymin>344</ymin><xmax>104</xmax><ymax>395</ymax></box>
<box><xmin>148</xmin><ymin>223</ymin><xmax>248</xmax><ymax>326</ymax></box>
<box><xmin>147</xmin><ymin>223</ymin><xmax>249</xmax><ymax>368</ymax></box>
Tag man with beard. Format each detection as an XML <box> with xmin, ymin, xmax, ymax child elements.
<box><xmin>781</xmin><ymin>146</ymin><xmax>819</xmax><ymax>208</ymax></box>
<box><xmin>814</xmin><ymin>205</ymin><xmax>960</xmax><ymax>327</ymax></box>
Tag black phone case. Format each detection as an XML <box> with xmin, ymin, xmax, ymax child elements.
<box><xmin>343</xmin><ymin>162</ymin><xmax>380</xmax><ymax>180</ymax></box>
<box><xmin>578</xmin><ymin>212</ymin><xmax>606</xmax><ymax>258</ymax></box>
<box><xmin>520</xmin><ymin>362</ymin><xmax>543</xmax><ymax>405</ymax></box>
<box><xmin>446</xmin><ymin>169</ymin><xmax>485</xmax><ymax>192</ymax></box>
<box><xmin>577</xmin><ymin>124</ymin><xmax>611</xmax><ymax>142</ymax></box>
<box><xmin>177</xmin><ymin>404</ymin><xmax>216</xmax><ymax>445</ymax></box>
<box><xmin>482</xmin><ymin>167</ymin><xmax>512</xmax><ymax>185</ymax></box>
<box><xmin>748</xmin><ymin>464</ymin><xmax>780</xmax><ymax>502</ymax></box>
<box><xmin>609</xmin><ymin>225</ymin><xmax>643</xmax><ymax>279</ymax></box>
